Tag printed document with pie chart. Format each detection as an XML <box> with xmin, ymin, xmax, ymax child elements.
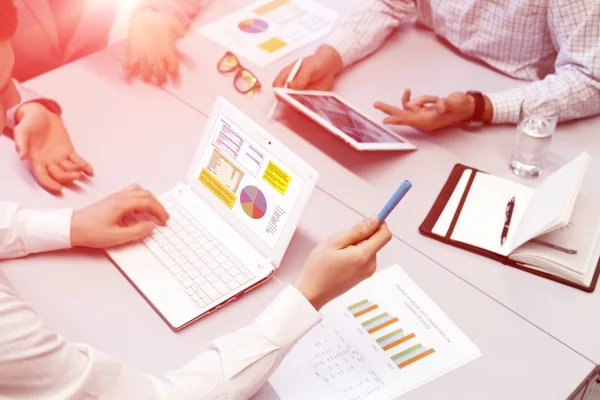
<box><xmin>200</xmin><ymin>0</ymin><xmax>338</xmax><ymax>66</ymax></box>
<box><xmin>195</xmin><ymin>113</ymin><xmax>304</xmax><ymax>249</ymax></box>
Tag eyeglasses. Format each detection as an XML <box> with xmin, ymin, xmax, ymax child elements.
<box><xmin>217</xmin><ymin>52</ymin><xmax>261</xmax><ymax>95</ymax></box>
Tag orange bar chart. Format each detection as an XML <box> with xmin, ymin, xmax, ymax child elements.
<box><xmin>347</xmin><ymin>299</ymin><xmax>436</xmax><ymax>370</ymax></box>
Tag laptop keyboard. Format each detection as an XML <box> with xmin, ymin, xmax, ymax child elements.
<box><xmin>123</xmin><ymin>194</ymin><xmax>256</xmax><ymax>309</ymax></box>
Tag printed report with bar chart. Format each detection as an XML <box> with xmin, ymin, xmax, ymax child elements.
<box><xmin>200</xmin><ymin>0</ymin><xmax>337</xmax><ymax>66</ymax></box>
<box><xmin>270</xmin><ymin>266</ymin><xmax>481</xmax><ymax>400</ymax></box>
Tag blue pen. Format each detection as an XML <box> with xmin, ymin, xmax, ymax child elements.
<box><xmin>378</xmin><ymin>180</ymin><xmax>412</xmax><ymax>223</ymax></box>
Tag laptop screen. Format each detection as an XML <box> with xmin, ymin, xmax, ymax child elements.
<box><xmin>193</xmin><ymin>113</ymin><xmax>305</xmax><ymax>250</ymax></box>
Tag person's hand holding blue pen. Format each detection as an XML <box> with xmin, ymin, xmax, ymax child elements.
<box><xmin>378</xmin><ymin>180</ymin><xmax>413</xmax><ymax>223</ymax></box>
<box><xmin>293</xmin><ymin>182</ymin><xmax>410</xmax><ymax>309</ymax></box>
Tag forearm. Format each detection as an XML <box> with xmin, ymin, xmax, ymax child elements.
<box><xmin>327</xmin><ymin>0</ymin><xmax>417</xmax><ymax>68</ymax></box>
<box><xmin>158</xmin><ymin>286</ymin><xmax>321</xmax><ymax>399</ymax></box>
<box><xmin>0</xmin><ymin>203</ymin><xmax>72</xmax><ymax>260</ymax></box>
<box><xmin>0</xmin><ymin>284</ymin><xmax>320</xmax><ymax>399</ymax></box>
<box><xmin>488</xmin><ymin>0</ymin><xmax>600</xmax><ymax>124</ymax></box>
<box><xmin>138</xmin><ymin>0</ymin><xmax>211</xmax><ymax>26</ymax></box>
<box><xmin>487</xmin><ymin>67</ymin><xmax>600</xmax><ymax>124</ymax></box>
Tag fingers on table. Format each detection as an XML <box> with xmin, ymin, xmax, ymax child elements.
<box><xmin>165</xmin><ymin>51</ymin><xmax>179</xmax><ymax>77</ymax></box>
<box><xmin>69</xmin><ymin>153</ymin><xmax>94</xmax><ymax>176</ymax></box>
<box><xmin>153</xmin><ymin>62</ymin><xmax>168</xmax><ymax>85</ymax></box>
<box><xmin>32</xmin><ymin>163</ymin><xmax>63</xmax><ymax>194</ymax></box>
<box><xmin>138</xmin><ymin>56</ymin><xmax>152</xmax><ymax>82</ymax></box>
<box><xmin>123</xmin><ymin>50</ymin><xmax>140</xmax><ymax>77</ymax></box>
<box><xmin>59</xmin><ymin>159</ymin><xmax>80</xmax><ymax>172</ymax></box>
<box><xmin>48</xmin><ymin>164</ymin><xmax>82</xmax><ymax>184</ymax></box>
<box><xmin>126</xmin><ymin>56</ymin><xmax>177</xmax><ymax>85</ymax></box>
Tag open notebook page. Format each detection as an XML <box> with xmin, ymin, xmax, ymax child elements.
<box><xmin>509</xmin><ymin>153</ymin><xmax>591</xmax><ymax>251</ymax></box>
<box><xmin>510</xmin><ymin>192</ymin><xmax>600</xmax><ymax>277</ymax></box>
<box><xmin>450</xmin><ymin>173</ymin><xmax>534</xmax><ymax>257</ymax></box>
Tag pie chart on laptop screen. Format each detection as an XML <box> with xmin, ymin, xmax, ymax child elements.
<box><xmin>240</xmin><ymin>186</ymin><xmax>267</xmax><ymax>219</ymax></box>
<box><xmin>239</xmin><ymin>18</ymin><xmax>269</xmax><ymax>34</ymax></box>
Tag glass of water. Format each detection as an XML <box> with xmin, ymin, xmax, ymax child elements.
<box><xmin>509</xmin><ymin>97</ymin><xmax>560</xmax><ymax>178</ymax></box>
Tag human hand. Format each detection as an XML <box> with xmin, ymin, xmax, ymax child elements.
<box><xmin>374</xmin><ymin>89</ymin><xmax>477</xmax><ymax>133</ymax></box>
<box><xmin>124</xmin><ymin>7</ymin><xmax>186</xmax><ymax>85</ymax></box>
<box><xmin>13</xmin><ymin>102</ymin><xmax>94</xmax><ymax>194</ymax></box>
<box><xmin>273</xmin><ymin>45</ymin><xmax>343</xmax><ymax>91</ymax></box>
<box><xmin>294</xmin><ymin>216</ymin><xmax>392</xmax><ymax>310</ymax></box>
<box><xmin>70</xmin><ymin>184</ymin><xmax>169</xmax><ymax>249</ymax></box>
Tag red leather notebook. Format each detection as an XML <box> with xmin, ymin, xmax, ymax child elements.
<box><xmin>568</xmin><ymin>364</ymin><xmax>600</xmax><ymax>400</ymax></box>
<box><xmin>419</xmin><ymin>164</ymin><xmax>600</xmax><ymax>293</ymax></box>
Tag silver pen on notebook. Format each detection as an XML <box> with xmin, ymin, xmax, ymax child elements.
<box><xmin>267</xmin><ymin>58</ymin><xmax>304</xmax><ymax>120</ymax></box>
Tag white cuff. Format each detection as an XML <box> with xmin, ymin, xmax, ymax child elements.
<box><xmin>253</xmin><ymin>286</ymin><xmax>322</xmax><ymax>347</ymax></box>
<box><xmin>20</xmin><ymin>209</ymin><xmax>73</xmax><ymax>254</ymax></box>
<box><xmin>6</xmin><ymin>81</ymin><xmax>62</xmax><ymax>130</ymax></box>
<box><xmin>487</xmin><ymin>90</ymin><xmax>524</xmax><ymax>124</ymax></box>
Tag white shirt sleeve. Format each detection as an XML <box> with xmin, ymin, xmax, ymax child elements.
<box><xmin>5</xmin><ymin>80</ymin><xmax>62</xmax><ymax>131</ymax></box>
<box><xmin>0</xmin><ymin>203</ymin><xmax>73</xmax><ymax>260</ymax></box>
<box><xmin>326</xmin><ymin>0</ymin><xmax>417</xmax><ymax>68</ymax></box>
<box><xmin>487</xmin><ymin>0</ymin><xmax>600</xmax><ymax>124</ymax></box>
<box><xmin>0</xmin><ymin>283</ymin><xmax>321</xmax><ymax>399</ymax></box>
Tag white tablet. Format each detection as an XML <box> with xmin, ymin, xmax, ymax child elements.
<box><xmin>274</xmin><ymin>88</ymin><xmax>417</xmax><ymax>151</ymax></box>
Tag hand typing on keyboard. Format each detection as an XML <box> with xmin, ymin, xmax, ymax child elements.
<box><xmin>134</xmin><ymin>194</ymin><xmax>256</xmax><ymax>309</ymax></box>
<box><xmin>71</xmin><ymin>184</ymin><xmax>169</xmax><ymax>248</ymax></box>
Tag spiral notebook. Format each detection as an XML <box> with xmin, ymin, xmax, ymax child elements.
<box><xmin>419</xmin><ymin>153</ymin><xmax>600</xmax><ymax>292</ymax></box>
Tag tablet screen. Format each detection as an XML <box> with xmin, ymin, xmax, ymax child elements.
<box><xmin>288</xmin><ymin>94</ymin><xmax>404</xmax><ymax>144</ymax></box>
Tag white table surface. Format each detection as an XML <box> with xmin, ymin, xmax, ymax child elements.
<box><xmin>1</xmin><ymin>50</ymin><xmax>594</xmax><ymax>399</ymax></box>
<box><xmin>1</xmin><ymin>6</ymin><xmax>595</xmax><ymax>399</ymax></box>
<box><xmin>102</xmin><ymin>0</ymin><xmax>600</xmax><ymax>365</ymax></box>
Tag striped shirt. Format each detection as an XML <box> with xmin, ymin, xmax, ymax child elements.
<box><xmin>328</xmin><ymin>0</ymin><xmax>600</xmax><ymax>124</ymax></box>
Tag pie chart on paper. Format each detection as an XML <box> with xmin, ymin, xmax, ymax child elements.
<box><xmin>240</xmin><ymin>186</ymin><xmax>268</xmax><ymax>219</ymax></box>
<box><xmin>239</xmin><ymin>18</ymin><xmax>269</xmax><ymax>34</ymax></box>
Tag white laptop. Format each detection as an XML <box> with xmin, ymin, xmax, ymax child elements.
<box><xmin>274</xmin><ymin>88</ymin><xmax>417</xmax><ymax>151</ymax></box>
<box><xmin>107</xmin><ymin>97</ymin><xmax>318</xmax><ymax>330</ymax></box>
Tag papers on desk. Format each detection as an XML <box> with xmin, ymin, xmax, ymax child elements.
<box><xmin>200</xmin><ymin>0</ymin><xmax>338</xmax><ymax>66</ymax></box>
<box><xmin>269</xmin><ymin>266</ymin><xmax>481</xmax><ymax>400</ymax></box>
